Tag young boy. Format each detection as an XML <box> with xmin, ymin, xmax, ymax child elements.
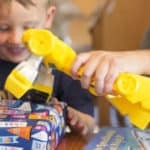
<box><xmin>0</xmin><ymin>0</ymin><xmax>96</xmax><ymax>135</ymax></box>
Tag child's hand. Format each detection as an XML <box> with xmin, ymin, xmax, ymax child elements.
<box><xmin>71</xmin><ymin>50</ymin><xmax>148</xmax><ymax>95</ymax></box>
<box><xmin>67</xmin><ymin>106</ymin><xmax>96</xmax><ymax>136</ymax></box>
<box><xmin>51</xmin><ymin>97</ymin><xmax>97</xmax><ymax>135</ymax></box>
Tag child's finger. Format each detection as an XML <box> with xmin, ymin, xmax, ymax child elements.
<box><xmin>71</xmin><ymin>53</ymin><xmax>91</xmax><ymax>78</ymax></box>
<box><xmin>70</xmin><ymin>115</ymin><xmax>78</xmax><ymax>126</ymax></box>
<box><xmin>67</xmin><ymin>107</ymin><xmax>75</xmax><ymax>120</ymax></box>
<box><xmin>81</xmin><ymin>126</ymin><xmax>88</xmax><ymax>136</ymax></box>
<box><xmin>77</xmin><ymin>121</ymin><xmax>84</xmax><ymax>129</ymax></box>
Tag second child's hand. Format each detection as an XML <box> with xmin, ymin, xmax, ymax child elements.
<box><xmin>67</xmin><ymin>106</ymin><xmax>88</xmax><ymax>135</ymax></box>
<box><xmin>51</xmin><ymin>97</ymin><xmax>96</xmax><ymax>136</ymax></box>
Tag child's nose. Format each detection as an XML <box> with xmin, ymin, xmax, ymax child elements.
<box><xmin>8</xmin><ymin>29</ymin><xmax>22</xmax><ymax>44</ymax></box>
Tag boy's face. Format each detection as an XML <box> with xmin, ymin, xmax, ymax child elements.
<box><xmin>0</xmin><ymin>0</ymin><xmax>55</xmax><ymax>63</ymax></box>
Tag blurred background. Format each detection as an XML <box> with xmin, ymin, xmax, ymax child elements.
<box><xmin>52</xmin><ymin>0</ymin><xmax>150</xmax><ymax>127</ymax></box>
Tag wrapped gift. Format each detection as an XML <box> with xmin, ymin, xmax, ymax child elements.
<box><xmin>0</xmin><ymin>99</ymin><xmax>66</xmax><ymax>150</ymax></box>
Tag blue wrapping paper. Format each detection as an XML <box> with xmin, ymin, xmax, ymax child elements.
<box><xmin>0</xmin><ymin>99</ymin><xmax>66</xmax><ymax>150</ymax></box>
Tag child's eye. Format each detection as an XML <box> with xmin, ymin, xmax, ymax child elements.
<box><xmin>0</xmin><ymin>25</ymin><xmax>10</xmax><ymax>32</ymax></box>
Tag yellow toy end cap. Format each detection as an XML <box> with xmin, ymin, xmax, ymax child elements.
<box><xmin>115</xmin><ymin>73</ymin><xmax>139</xmax><ymax>96</ymax></box>
<box><xmin>22</xmin><ymin>29</ymin><xmax>54</xmax><ymax>56</ymax></box>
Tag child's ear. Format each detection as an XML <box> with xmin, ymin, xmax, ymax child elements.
<box><xmin>45</xmin><ymin>6</ymin><xmax>56</xmax><ymax>28</ymax></box>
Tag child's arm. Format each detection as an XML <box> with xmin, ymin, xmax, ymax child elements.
<box><xmin>71</xmin><ymin>50</ymin><xmax>150</xmax><ymax>95</ymax></box>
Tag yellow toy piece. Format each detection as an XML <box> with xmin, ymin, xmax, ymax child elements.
<box><xmin>5</xmin><ymin>68</ymin><xmax>33</xmax><ymax>99</ymax></box>
<box><xmin>22</xmin><ymin>29</ymin><xmax>76</xmax><ymax>75</ymax></box>
<box><xmin>5</xmin><ymin>54</ymin><xmax>53</xmax><ymax>103</ymax></box>
<box><xmin>114</xmin><ymin>73</ymin><xmax>150</xmax><ymax>109</ymax></box>
<box><xmin>22</xmin><ymin>28</ymin><xmax>150</xmax><ymax>130</ymax></box>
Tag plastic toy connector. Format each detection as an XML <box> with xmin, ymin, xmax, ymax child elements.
<box><xmin>106</xmin><ymin>73</ymin><xmax>150</xmax><ymax>129</ymax></box>
<box><xmin>22</xmin><ymin>29</ymin><xmax>150</xmax><ymax>129</ymax></box>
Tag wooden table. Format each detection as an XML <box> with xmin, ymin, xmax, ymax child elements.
<box><xmin>56</xmin><ymin>132</ymin><xmax>94</xmax><ymax>150</ymax></box>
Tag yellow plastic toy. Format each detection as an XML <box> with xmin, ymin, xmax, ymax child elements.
<box><xmin>5</xmin><ymin>55</ymin><xmax>42</xmax><ymax>98</ymax></box>
<box><xmin>5</xmin><ymin>54</ymin><xmax>53</xmax><ymax>103</ymax></box>
<box><xmin>22</xmin><ymin>28</ymin><xmax>150</xmax><ymax>130</ymax></box>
